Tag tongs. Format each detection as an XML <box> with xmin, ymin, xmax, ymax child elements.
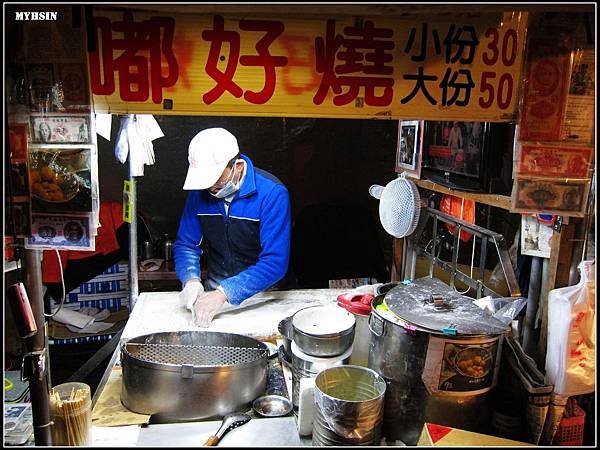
<box><xmin>203</xmin><ymin>413</ymin><xmax>251</xmax><ymax>446</ymax></box>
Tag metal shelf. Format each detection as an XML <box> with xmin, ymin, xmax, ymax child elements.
<box><xmin>413</xmin><ymin>179</ymin><xmax>512</xmax><ymax>210</ymax></box>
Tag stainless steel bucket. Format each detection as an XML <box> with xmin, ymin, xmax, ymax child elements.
<box><xmin>121</xmin><ymin>331</ymin><xmax>269</xmax><ymax>421</ymax></box>
<box><xmin>312</xmin><ymin>365</ymin><xmax>386</xmax><ymax>446</ymax></box>
<box><xmin>368</xmin><ymin>281</ymin><xmax>506</xmax><ymax>445</ymax></box>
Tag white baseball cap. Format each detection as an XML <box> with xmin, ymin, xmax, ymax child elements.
<box><xmin>183</xmin><ymin>128</ymin><xmax>239</xmax><ymax>190</ymax></box>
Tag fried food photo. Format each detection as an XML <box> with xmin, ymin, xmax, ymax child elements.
<box><xmin>454</xmin><ymin>347</ymin><xmax>492</xmax><ymax>379</ymax></box>
<box><xmin>29</xmin><ymin>152</ymin><xmax>79</xmax><ymax>203</ymax></box>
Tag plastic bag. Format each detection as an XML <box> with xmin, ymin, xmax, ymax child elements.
<box><xmin>545</xmin><ymin>260</ymin><xmax>595</xmax><ymax>396</ymax></box>
<box><xmin>474</xmin><ymin>296</ymin><xmax>527</xmax><ymax>327</ymax></box>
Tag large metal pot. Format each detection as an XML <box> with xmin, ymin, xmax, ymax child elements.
<box><xmin>121</xmin><ymin>331</ymin><xmax>268</xmax><ymax>422</ymax></box>
<box><xmin>292</xmin><ymin>305</ymin><xmax>355</xmax><ymax>357</ymax></box>
<box><xmin>368</xmin><ymin>278</ymin><xmax>508</xmax><ymax>445</ymax></box>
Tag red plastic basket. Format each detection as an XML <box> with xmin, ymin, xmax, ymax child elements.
<box><xmin>553</xmin><ymin>403</ymin><xmax>586</xmax><ymax>446</ymax></box>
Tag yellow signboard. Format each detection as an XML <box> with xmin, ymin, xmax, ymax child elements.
<box><xmin>89</xmin><ymin>10</ymin><xmax>528</xmax><ymax>121</ymax></box>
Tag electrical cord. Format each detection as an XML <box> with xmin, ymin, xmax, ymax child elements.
<box><xmin>43</xmin><ymin>249</ymin><xmax>67</xmax><ymax>318</ymax></box>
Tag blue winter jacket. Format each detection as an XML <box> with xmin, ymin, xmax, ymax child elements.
<box><xmin>173</xmin><ymin>154</ymin><xmax>291</xmax><ymax>305</ymax></box>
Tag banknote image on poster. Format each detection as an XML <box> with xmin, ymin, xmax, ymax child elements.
<box><xmin>28</xmin><ymin>147</ymin><xmax>93</xmax><ymax>213</ymax></box>
<box><xmin>30</xmin><ymin>115</ymin><xmax>90</xmax><ymax>144</ymax></box>
<box><xmin>511</xmin><ymin>177</ymin><xmax>589</xmax><ymax>216</ymax></box>
<box><xmin>26</xmin><ymin>214</ymin><xmax>94</xmax><ymax>251</ymax></box>
<box><xmin>516</xmin><ymin>143</ymin><xmax>594</xmax><ymax>179</ymax></box>
<box><xmin>519</xmin><ymin>35</ymin><xmax>572</xmax><ymax>141</ymax></box>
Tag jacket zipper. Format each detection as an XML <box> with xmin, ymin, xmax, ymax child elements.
<box><xmin>224</xmin><ymin>199</ymin><xmax>235</xmax><ymax>276</ymax></box>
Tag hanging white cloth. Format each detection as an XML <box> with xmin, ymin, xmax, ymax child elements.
<box><xmin>114</xmin><ymin>114</ymin><xmax>164</xmax><ymax>176</ymax></box>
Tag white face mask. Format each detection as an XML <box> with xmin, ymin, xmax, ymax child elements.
<box><xmin>210</xmin><ymin>160</ymin><xmax>245</xmax><ymax>199</ymax></box>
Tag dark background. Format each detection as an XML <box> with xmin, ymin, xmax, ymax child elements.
<box><xmin>97</xmin><ymin>115</ymin><xmax>400</xmax><ymax>274</ymax></box>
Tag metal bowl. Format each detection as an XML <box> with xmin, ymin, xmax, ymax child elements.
<box><xmin>252</xmin><ymin>395</ymin><xmax>293</xmax><ymax>417</ymax></box>
<box><xmin>292</xmin><ymin>306</ymin><xmax>356</xmax><ymax>357</ymax></box>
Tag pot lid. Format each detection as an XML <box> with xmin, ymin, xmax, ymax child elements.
<box><xmin>383</xmin><ymin>277</ymin><xmax>508</xmax><ymax>335</ymax></box>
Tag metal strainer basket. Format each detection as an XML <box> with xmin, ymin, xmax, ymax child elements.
<box><xmin>125</xmin><ymin>342</ymin><xmax>269</xmax><ymax>366</ymax></box>
<box><xmin>369</xmin><ymin>173</ymin><xmax>421</xmax><ymax>238</ymax></box>
<box><xmin>121</xmin><ymin>331</ymin><xmax>269</xmax><ymax>421</ymax></box>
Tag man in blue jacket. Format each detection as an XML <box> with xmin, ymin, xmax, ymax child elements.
<box><xmin>174</xmin><ymin>127</ymin><xmax>291</xmax><ymax>327</ymax></box>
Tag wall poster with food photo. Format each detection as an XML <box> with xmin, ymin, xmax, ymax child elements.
<box><xmin>421</xmin><ymin>336</ymin><xmax>501</xmax><ymax>396</ymax></box>
<box><xmin>28</xmin><ymin>146</ymin><xmax>95</xmax><ymax>214</ymax></box>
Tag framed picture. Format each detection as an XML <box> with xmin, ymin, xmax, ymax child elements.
<box><xmin>521</xmin><ymin>214</ymin><xmax>553</xmax><ymax>258</ymax></box>
<box><xmin>396</xmin><ymin>120</ymin><xmax>423</xmax><ymax>178</ymax></box>
<box><xmin>8</xmin><ymin>124</ymin><xmax>29</xmax><ymax>161</ymax></box>
<box><xmin>30</xmin><ymin>114</ymin><xmax>90</xmax><ymax>144</ymax></box>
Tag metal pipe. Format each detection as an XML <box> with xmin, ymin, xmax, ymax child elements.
<box><xmin>128</xmin><ymin>116</ymin><xmax>139</xmax><ymax>311</ymax></box>
<box><xmin>522</xmin><ymin>256</ymin><xmax>542</xmax><ymax>358</ymax></box>
<box><xmin>23</xmin><ymin>249</ymin><xmax>52</xmax><ymax>446</ymax></box>
<box><xmin>537</xmin><ymin>257</ymin><xmax>550</xmax><ymax>329</ymax></box>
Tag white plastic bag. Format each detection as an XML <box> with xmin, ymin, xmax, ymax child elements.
<box><xmin>545</xmin><ymin>260</ymin><xmax>595</xmax><ymax>396</ymax></box>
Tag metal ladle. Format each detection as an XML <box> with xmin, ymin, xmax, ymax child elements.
<box><xmin>203</xmin><ymin>413</ymin><xmax>251</xmax><ymax>446</ymax></box>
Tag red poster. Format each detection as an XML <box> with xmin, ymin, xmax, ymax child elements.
<box><xmin>8</xmin><ymin>124</ymin><xmax>29</xmax><ymax>161</ymax></box>
<box><xmin>519</xmin><ymin>35</ymin><xmax>572</xmax><ymax>141</ymax></box>
<box><xmin>57</xmin><ymin>63</ymin><xmax>90</xmax><ymax>111</ymax></box>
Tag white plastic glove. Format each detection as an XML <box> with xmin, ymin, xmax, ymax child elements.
<box><xmin>192</xmin><ymin>290</ymin><xmax>228</xmax><ymax>328</ymax></box>
<box><xmin>179</xmin><ymin>279</ymin><xmax>204</xmax><ymax>310</ymax></box>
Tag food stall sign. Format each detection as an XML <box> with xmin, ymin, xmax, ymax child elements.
<box><xmin>89</xmin><ymin>10</ymin><xmax>527</xmax><ymax>122</ymax></box>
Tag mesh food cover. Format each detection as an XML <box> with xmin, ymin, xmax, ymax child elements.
<box><xmin>369</xmin><ymin>174</ymin><xmax>421</xmax><ymax>238</ymax></box>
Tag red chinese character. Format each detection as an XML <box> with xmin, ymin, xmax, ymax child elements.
<box><xmin>89</xmin><ymin>12</ymin><xmax>178</xmax><ymax>104</ymax></box>
<box><xmin>314</xmin><ymin>20</ymin><xmax>395</xmax><ymax>106</ymax></box>
<box><xmin>202</xmin><ymin>16</ymin><xmax>288</xmax><ymax>105</ymax></box>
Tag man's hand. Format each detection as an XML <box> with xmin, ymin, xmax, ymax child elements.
<box><xmin>192</xmin><ymin>290</ymin><xmax>228</xmax><ymax>328</ymax></box>
<box><xmin>179</xmin><ymin>279</ymin><xmax>204</xmax><ymax>310</ymax></box>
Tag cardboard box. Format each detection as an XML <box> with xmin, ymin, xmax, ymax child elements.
<box><xmin>417</xmin><ymin>423</ymin><xmax>532</xmax><ymax>446</ymax></box>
